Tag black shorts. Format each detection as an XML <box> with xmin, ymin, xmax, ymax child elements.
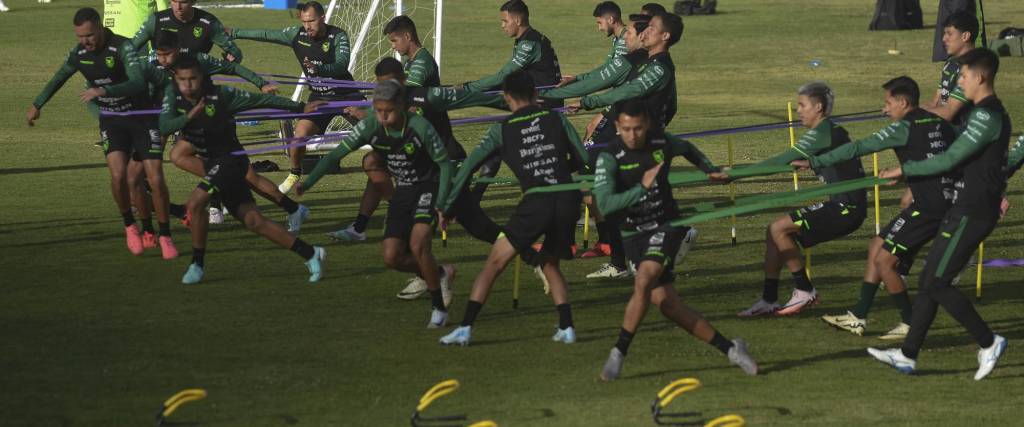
<box><xmin>789</xmin><ymin>201</ymin><xmax>866</xmax><ymax>248</ymax></box>
<box><xmin>198</xmin><ymin>155</ymin><xmax>254</xmax><ymax>216</ymax></box>
<box><xmin>623</xmin><ymin>225</ymin><xmax>688</xmax><ymax>285</ymax></box>
<box><xmin>383</xmin><ymin>182</ymin><xmax>438</xmax><ymax>240</ymax></box>
<box><xmin>918</xmin><ymin>208</ymin><xmax>996</xmax><ymax>286</ymax></box>
<box><xmin>99</xmin><ymin>116</ymin><xmax>163</xmax><ymax>161</ymax></box>
<box><xmin>503</xmin><ymin>192</ymin><xmax>582</xmax><ymax>266</ymax></box>
<box><xmin>879</xmin><ymin>206</ymin><xmax>946</xmax><ymax>262</ymax></box>
<box><xmin>305</xmin><ymin>92</ymin><xmax>365</xmax><ymax>133</ymax></box>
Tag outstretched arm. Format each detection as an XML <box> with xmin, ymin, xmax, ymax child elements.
<box><xmin>464</xmin><ymin>40</ymin><xmax>540</xmax><ymax>92</ymax></box>
<box><xmin>579</xmin><ymin>61</ymin><xmax>667</xmax><ymax>110</ymax></box>
<box><xmin>811</xmin><ymin>120</ymin><xmax>910</xmax><ymax>168</ymax></box>
<box><xmin>442</xmin><ymin>124</ymin><xmax>503</xmax><ymax>213</ymax></box>
<box><xmin>303</xmin><ymin>116</ymin><xmax>377</xmax><ymax>191</ymax></box>
<box><xmin>667</xmin><ymin>134</ymin><xmax>719</xmax><ymax>173</ymax></box>
<box><xmin>209</xmin><ymin>18</ymin><xmax>244</xmax><ymax>62</ymax></box>
<box><xmin>903</xmin><ymin>108</ymin><xmax>1004</xmax><ymax>177</ymax></box>
<box><xmin>231</xmin><ymin>27</ymin><xmax>299</xmax><ymax>47</ymax></box>
<box><xmin>32</xmin><ymin>48</ymin><xmax>78</xmax><ymax>109</ymax></box>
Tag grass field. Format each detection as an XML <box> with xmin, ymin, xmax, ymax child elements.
<box><xmin>2</xmin><ymin>0</ymin><xmax>1024</xmax><ymax>425</ymax></box>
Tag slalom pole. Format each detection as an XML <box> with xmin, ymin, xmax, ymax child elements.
<box><xmin>728</xmin><ymin>138</ymin><xmax>737</xmax><ymax>246</ymax></box>
<box><xmin>582</xmin><ymin>205</ymin><xmax>591</xmax><ymax>250</ymax></box>
<box><xmin>873</xmin><ymin>153</ymin><xmax>881</xmax><ymax>234</ymax></box>
<box><xmin>788</xmin><ymin>102</ymin><xmax>810</xmax><ymax>278</ymax></box>
<box><xmin>976</xmin><ymin>242</ymin><xmax>985</xmax><ymax>300</ymax></box>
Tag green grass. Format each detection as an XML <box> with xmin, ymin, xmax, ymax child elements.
<box><xmin>2</xmin><ymin>0</ymin><xmax>1024</xmax><ymax>425</ymax></box>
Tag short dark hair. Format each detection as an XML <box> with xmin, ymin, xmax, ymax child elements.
<box><xmin>384</xmin><ymin>15</ymin><xmax>420</xmax><ymax>44</ymax></box>
<box><xmin>593</xmin><ymin>1</ymin><xmax>621</xmax><ymax>20</ymax></box>
<box><xmin>654</xmin><ymin>12</ymin><xmax>683</xmax><ymax>47</ymax></box>
<box><xmin>502</xmin><ymin>70</ymin><xmax>535</xmax><ymax>102</ymax></box>
<box><xmin>882</xmin><ymin>76</ymin><xmax>920</xmax><ymax>107</ymax></box>
<box><xmin>944</xmin><ymin>11</ymin><xmax>979</xmax><ymax>43</ymax></box>
<box><xmin>295</xmin><ymin>1</ymin><xmax>325</xmax><ymax>16</ymax></box>
<box><xmin>629</xmin><ymin>13</ymin><xmax>652</xmax><ymax>33</ymax></box>
<box><xmin>617</xmin><ymin>99</ymin><xmax>650</xmax><ymax>121</ymax></box>
<box><xmin>958</xmin><ymin>47</ymin><xmax>999</xmax><ymax>84</ymax></box>
<box><xmin>500</xmin><ymin>0</ymin><xmax>529</xmax><ymax>24</ymax></box>
<box><xmin>73</xmin><ymin>7</ymin><xmax>101</xmax><ymax>26</ymax></box>
<box><xmin>154</xmin><ymin>31</ymin><xmax>180</xmax><ymax>51</ymax></box>
<box><xmin>171</xmin><ymin>54</ymin><xmax>203</xmax><ymax>74</ymax></box>
<box><xmin>641</xmin><ymin>2</ymin><xmax>667</xmax><ymax>15</ymax></box>
<box><xmin>374</xmin><ymin>57</ymin><xmax>406</xmax><ymax>79</ymax></box>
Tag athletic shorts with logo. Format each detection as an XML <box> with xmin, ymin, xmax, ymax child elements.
<box><xmin>99</xmin><ymin>116</ymin><xmax>164</xmax><ymax>161</ymax></box>
<box><xmin>198</xmin><ymin>155</ymin><xmax>255</xmax><ymax>216</ymax></box>
<box><xmin>789</xmin><ymin>201</ymin><xmax>866</xmax><ymax>248</ymax></box>
<box><xmin>879</xmin><ymin>205</ymin><xmax>946</xmax><ymax>262</ymax></box>
<box><xmin>503</xmin><ymin>191</ymin><xmax>582</xmax><ymax>266</ymax></box>
<box><xmin>384</xmin><ymin>181</ymin><xmax>438</xmax><ymax>240</ymax></box>
<box><xmin>307</xmin><ymin>92</ymin><xmax>366</xmax><ymax>132</ymax></box>
<box><xmin>623</xmin><ymin>225</ymin><xmax>689</xmax><ymax>284</ymax></box>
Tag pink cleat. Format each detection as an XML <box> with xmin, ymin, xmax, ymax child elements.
<box><xmin>125</xmin><ymin>224</ymin><xmax>144</xmax><ymax>256</ymax></box>
<box><xmin>142</xmin><ymin>231</ymin><xmax>157</xmax><ymax>249</ymax></box>
<box><xmin>775</xmin><ymin>289</ymin><xmax>820</xmax><ymax>316</ymax></box>
<box><xmin>159</xmin><ymin>236</ymin><xmax>179</xmax><ymax>260</ymax></box>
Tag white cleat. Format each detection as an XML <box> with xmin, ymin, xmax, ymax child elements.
<box><xmin>552</xmin><ymin>326</ymin><xmax>576</xmax><ymax>344</ymax></box>
<box><xmin>427</xmin><ymin>308</ymin><xmax>448</xmax><ymax>329</ymax></box>
<box><xmin>737</xmin><ymin>298</ymin><xmax>780</xmax><ymax>318</ymax></box>
<box><xmin>208</xmin><ymin>206</ymin><xmax>225</xmax><ymax>224</ymax></box>
<box><xmin>776</xmin><ymin>288</ymin><xmax>819</xmax><ymax>316</ymax></box>
<box><xmin>974</xmin><ymin>334</ymin><xmax>1007</xmax><ymax>380</ymax></box>
<box><xmin>326</xmin><ymin>224</ymin><xmax>366</xmax><ymax>242</ymax></box>
<box><xmin>535</xmin><ymin>266</ymin><xmax>550</xmax><ymax>295</ymax></box>
<box><xmin>727</xmin><ymin>338</ymin><xmax>758</xmax><ymax>375</ymax></box>
<box><xmin>867</xmin><ymin>347</ymin><xmax>916</xmax><ymax>374</ymax></box>
<box><xmin>439</xmin><ymin>325</ymin><xmax>471</xmax><ymax>346</ymax></box>
<box><xmin>286</xmin><ymin>204</ymin><xmax>310</xmax><ymax>234</ymax></box>
<box><xmin>600</xmin><ymin>347</ymin><xmax>625</xmax><ymax>381</ymax></box>
<box><xmin>821</xmin><ymin>311</ymin><xmax>867</xmax><ymax>336</ymax></box>
<box><xmin>586</xmin><ymin>263</ymin><xmax>630</xmax><ymax>279</ymax></box>
<box><xmin>440</xmin><ymin>265</ymin><xmax>456</xmax><ymax>308</ymax></box>
<box><xmin>0</xmin><ymin>3</ymin><xmax>9</xmax><ymax>12</ymax></box>
<box><xmin>880</xmin><ymin>322</ymin><xmax>910</xmax><ymax>340</ymax></box>
<box><xmin>674</xmin><ymin>227</ymin><xmax>699</xmax><ymax>267</ymax></box>
<box><xmin>397</xmin><ymin>276</ymin><xmax>428</xmax><ymax>300</ymax></box>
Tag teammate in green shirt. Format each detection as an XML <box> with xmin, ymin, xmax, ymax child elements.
<box><xmin>871</xmin><ymin>48</ymin><xmax>1009</xmax><ymax>380</ymax></box>
<box><xmin>554</xmin><ymin>1</ymin><xmax>628</xmax><ymax>89</ymax></box>
<box><xmin>297</xmin><ymin>80</ymin><xmax>456</xmax><ymax>329</ymax></box>
<box><xmin>160</xmin><ymin>55</ymin><xmax>326</xmax><ymax>284</ymax></box>
<box><xmin>923</xmin><ymin>11</ymin><xmax>978</xmax><ymax>127</ymax></box>
<box><xmin>132</xmin><ymin>0</ymin><xmax>242</xmax><ymax>62</ymax></box>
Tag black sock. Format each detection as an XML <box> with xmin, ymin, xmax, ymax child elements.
<box><xmin>289</xmin><ymin>167</ymin><xmax>302</xmax><ymax>176</ymax></box>
<box><xmin>851</xmin><ymin>282</ymin><xmax>879</xmax><ymax>319</ymax></box>
<box><xmin>595</xmin><ymin>221</ymin><xmax>610</xmax><ymax>245</ymax></box>
<box><xmin>121</xmin><ymin>211</ymin><xmax>135</xmax><ymax>227</ymax></box>
<box><xmin>290</xmin><ymin>239</ymin><xmax>315</xmax><ymax>260</ymax></box>
<box><xmin>191</xmin><ymin>247</ymin><xmax>205</xmax><ymax>267</ymax></box>
<box><xmin>280</xmin><ymin>196</ymin><xmax>299</xmax><ymax>214</ymax></box>
<box><xmin>557</xmin><ymin>303</ymin><xmax>573</xmax><ymax>329</ymax></box>
<box><xmin>169</xmin><ymin>203</ymin><xmax>186</xmax><ymax>219</ymax></box>
<box><xmin>763</xmin><ymin>278</ymin><xmax>779</xmax><ymax>303</ymax></box>
<box><xmin>430</xmin><ymin>289</ymin><xmax>446</xmax><ymax>312</ymax></box>
<box><xmin>615</xmin><ymin>328</ymin><xmax>635</xmax><ymax>356</ymax></box>
<box><xmin>158</xmin><ymin>222</ymin><xmax>171</xmax><ymax>237</ymax></box>
<box><xmin>461</xmin><ymin>300</ymin><xmax>484</xmax><ymax>326</ymax></box>
<box><xmin>609</xmin><ymin>230</ymin><xmax>626</xmax><ymax>270</ymax></box>
<box><xmin>890</xmin><ymin>290</ymin><xmax>913</xmax><ymax>324</ymax></box>
<box><xmin>353</xmin><ymin>214</ymin><xmax>370</xmax><ymax>233</ymax></box>
<box><xmin>141</xmin><ymin>217</ymin><xmax>154</xmax><ymax>234</ymax></box>
<box><xmin>792</xmin><ymin>269</ymin><xmax>813</xmax><ymax>292</ymax></box>
<box><xmin>710</xmin><ymin>332</ymin><xmax>734</xmax><ymax>355</ymax></box>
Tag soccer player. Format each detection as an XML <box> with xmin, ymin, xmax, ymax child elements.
<box><xmin>27</xmin><ymin>8</ymin><xmax>178</xmax><ymax>259</ymax></box>
<box><xmin>462</xmin><ymin>0</ymin><xmax>563</xmax><ymax>107</ymax></box>
<box><xmin>641</xmin><ymin>2</ymin><xmax>668</xmax><ymax>15</ymax></box>
<box><xmin>297</xmin><ymin>80</ymin><xmax>456</xmax><ymax>328</ymax></box>
<box><xmin>736</xmin><ymin>82</ymin><xmax>867</xmax><ymax>317</ymax></box>
<box><xmin>792</xmin><ymin>77</ymin><xmax>957</xmax><ymax>339</ymax></box>
<box><xmin>593</xmin><ymin>100</ymin><xmax>756</xmax><ymax>380</ymax></box>
<box><xmin>229</xmin><ymin>1</ymin><xmax>363</xmax><ymax>195</ymax></box>
<box><xmin>132</xmin><ymin>0</ymin><xmax>243</xmax><ymax>61</ymax></box>
<box><xmin>923</xmin><ymin>11</ymin><xmax>978</xmax><ymax>127</ymax></box>
<box><xmin>160</xmin><ymin>55</ymin><xmax>326</xmax><ymax>284</ymax></box>
<box><xmin>555</xmin><ymin>1</ymin><xmax>628</xmax><ymax>89</ymax></box>
<box><xmin>870</xmin><ymin>49</ymin><xmax>1009</xmax><ymax>380</ymax></box>
<box><xmin>437</xmin><ymin>71</ymin><xmax>590</xmax><ymax>347</ymax></box>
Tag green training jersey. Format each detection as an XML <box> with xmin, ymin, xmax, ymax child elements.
<box><xmin>123</xmin><ymin>53</ymin><xmax>266</xmax><ymax>102</ymax></box>
<box><xmin>232</xmin><ymin>25</ymin><xmax>355</xmax><ymax>98</ymax></box>
<box><xmin>404</xmin><ymin>47</ymin><xmax>439</xmax><ymax>88</ymax></box>
<box><xmin>574</xmin><ymin>26</ymin><xmax>628</xmax><ymax>82</ymax></box>
<box><xmin>464</xmin><ymin>27</ymin><xmax>561</xmax><ymax>92</ymax></box>
<box><xmin>580</xmin><ymin>51</ymin><xmax>676</xmax><ymax>127</ymax></box>
<box><xmin>132</xmin><ymin>8</ymin><xmax>242</xmax><ymax>61</ymax></box>
<box><xmin>33</xmin><ymin>29</ymin><xmax>148</xmax><ymax>112</ymax></box>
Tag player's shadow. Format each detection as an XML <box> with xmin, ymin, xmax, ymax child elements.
<box><xmin>914</xmin><ymin>362</ymin><xmax>1024</xmax><ymax>377</ymax></box>
<box><xmin>0</xmin><ymin>162</ymin><xmax>108</xmax><ymax>176</ymax></box>
<box><xmin>757</xmin><ymin>347</ymin><xmax>868</xmax><ymax>375</ymax></box>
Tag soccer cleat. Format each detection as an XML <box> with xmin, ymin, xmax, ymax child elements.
<box><xmin>181</xmin><ymin>263</ymin><xmax>205</xmax><ymax>284</ymax></box>
<box><xmin>158</xmin><ymin>236</ymin><xmax>179</xmax><ymax>260</ymax></box>
<box><xmin>439</xmin><ymin>325</ymin><xmax>472</xmax><ymax>346</ymax></box>
<box><xmin>880</xmin><ymin>322</ymin><xmax>910</xmax><ymax>340</ymax></box>
<box><xmin>535</xmin><ymin>266</ymin><xmax>551</xmax><ymax>295</ymax></box>
<box><xmin>440</xmin><ymin>264</ymin><xmax>456</xmax><ymax>308</ymax></box>
<box><xmin>775</xmin><ymin>289</ymin><xmax>819</xmax><ymax>316</ymax></box>
<box><xmin>552</xmin><ymin>326</ymin><xmax>576</xmax><ymax>344</ymax></box>
<box><xmin>286</xmin><ymin>204</ymin><xmax>310</xmax><ymax>234</ymax></box>
<box><xmin>305</xmin><ymin>246</ymin><xmax>326</xmax><ymax>283</ymax></box>
<box><xmin>974</xmin><ymin>334</ymin><xmax>1007</xmax><ymax>380</ymax></box>
<box><xmin>278</xmin><ymin>173</ymin><xmax>300</xmax><ymax>195</ymax></box>
<box><xmin>586</xmin><ymin>263</ymin><xmax>630</xmax><ymax>279</ymax></box>
<box><xmin>579</xmin><ymin>243</ymin><xmax>611</xmax><ymax>258</ymax></box>
<box><xmin>428</xmin><ymin>308</ymin><xmax>448</xmax><ymax>329</ymax></box>
<box><xmin>125</xmin><ymin>224</ymin><xmax>144</xmax><ymax>256</ymax></box>
<box><xmin>600</xmin><ymin>347</ymin><xmax>625</xmax><ymax>381</ymax></box>
<box><xmin>208</xmin><ymin>207</ymin><xmax>225</xmax><ymax>225</ymax></box>
<box><xmin>397</xmin><ymin>276</ymin><xmax>428</xmax><ymax>300</ymax></box>
<box><xmin>326</xmin><ymin>224</ymin><xmax>366</xmax><ymax>242</ymax></box>
<box><xmin>737</xmin><ymin>299</ymin><xmax>780</xmax><ymax>318</ymax></box>
<box><xmin>821</xmin><ymin>311</ymin><xmax>866</xmax><ymax>336</ymax></box>
<box><xmin>867</xmin><ymin>347</ymin><xmax>915</xmax><ymax>374</ymax></box>
<box><xmin>142</xmin><ymin>231</ymin><xmax>158</xmax><ymax>249</ymax></box>
<box><xmin>727</xmin><ymin>338</ymin><xmax>758</xmax><ymax>375</ymax></box>
<box><xmin>0</xmin><ymin>3</ymin><xmax>9</xmax><ymax>11</ymax></box>
<box><xmin>674</xmin><ymin>227</ymin><xmax>699</xmax><ymax>267</ymax></box>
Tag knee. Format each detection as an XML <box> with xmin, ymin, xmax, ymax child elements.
<box><xmin>381</xmin><ymin>247</ymin><xmax>401</xmax><ymax>268</ymax></box>
<box><xmin>243</xmin><ymin>213</ymin><xmax>264</xmax><ymax>231</ymax></box>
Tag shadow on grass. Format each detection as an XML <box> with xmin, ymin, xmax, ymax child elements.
<box><xmin>758</xmin><ymin>347</ymin><xmax>867</xmax><ymax>375</ymax></box>
<box><xmin>0</xmin><ymin>162</ymin><xmax>109</xmax><ymax>176</ymax></box>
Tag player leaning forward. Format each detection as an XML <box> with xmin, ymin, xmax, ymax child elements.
<box><xmin>593</xmin><ymin>100</ymin><xmax>757</xmax><ymax>380</ymax></box>
<box><xmin>870</xmin><ymin>48</ymin><xmax>1009</xmax><ymax>380</ymax></box>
